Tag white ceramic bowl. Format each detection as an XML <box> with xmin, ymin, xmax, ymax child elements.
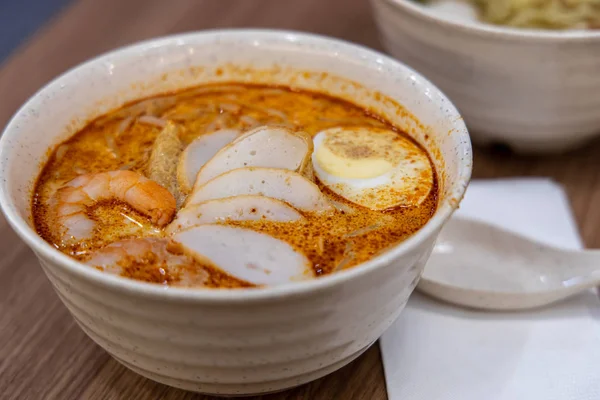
<box><xmin>0</xmin><ymin>30</ymin><xmax>471</xmax><ymax>396</ymax></box>
<box><xmin>372</xmin><ymin>0</ymin><xmax>600</xmax><ymax>153</ymax></box>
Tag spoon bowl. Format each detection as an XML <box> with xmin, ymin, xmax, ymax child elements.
<box><xmin>418</xmin><ymin>218</ymin><xmax>600</xmax><ymax>311</ymax></box>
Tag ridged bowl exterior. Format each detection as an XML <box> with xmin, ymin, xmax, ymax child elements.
<box><xmin>38</xmin><ymin>236</ymin><xmax>433</xmax><ymax>394</ymax></box>
<box><xmin>0</xmin><ymin>30</ymin><xmax>471</xmax><ymax>395</ymax></box>
<box><xmin>372</xmin><ymin>0</ymin><xmax>600</xmax><ymax>153</ymax></box>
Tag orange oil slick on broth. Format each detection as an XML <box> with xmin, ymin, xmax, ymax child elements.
<box><xmin>32</xmin><ymin>83</ymin><xmax>438</xmax><ymax>288</ymax></box>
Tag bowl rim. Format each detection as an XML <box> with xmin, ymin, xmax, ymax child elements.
<box><xmin>0</xmin><ymin>28</ymin><xmax>472</xmax><ymax>303</ymax></box>
<box><xmin>378</xmin><ymin>0</ymin><xmax>600</xmax><ymax>41</ymax></box>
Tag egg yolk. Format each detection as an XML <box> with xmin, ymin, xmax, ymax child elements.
<box><xmin>314</xmin><ymin>127</ymin><xmax>410</xmax><ymax>179</ymax></box>
<box><xmin>315</xmin><ymin>144</ymin><xmax>393</xmax><ymax>179</ymax></box>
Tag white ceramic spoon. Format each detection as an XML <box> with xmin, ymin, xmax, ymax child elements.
<box><xmin>418</xmin><ymin>217</ymin><xmax>600</xmax><ymax>311</ymax></box>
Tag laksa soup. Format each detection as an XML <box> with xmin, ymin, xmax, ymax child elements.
<box><xmin>32</xmin><ymin>83</ymin><xmax>438</xmax><ymax>289</ymax></box>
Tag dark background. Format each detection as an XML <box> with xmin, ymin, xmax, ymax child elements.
<box><xmin>0</xmin><ymin>0</ymin><xmax>72</xmax><ymax>61</ymax></box>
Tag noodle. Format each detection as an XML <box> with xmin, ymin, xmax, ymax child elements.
<box><xmin>55</xmin><ymin>144</ymin><xmax>69</xmax><ymax>162</ymax></box>
<box><xmin>105</xmin><ymin>134</ymin><xmax>120</xmax><ymax>158</ymax></box>
<box><xmin>473</xmin><ymin>0</ymin><xmax>600</xmax><ymax>29</ymax></box>
<box><xmin>116</xmin><ymin>116</ymin><xmax>134</xmax><ymax>136</ymax></box>
<box><xmin>138</xmin><ymin>115</ymin><xmax>168</xmax><ymax>128</ymax></box>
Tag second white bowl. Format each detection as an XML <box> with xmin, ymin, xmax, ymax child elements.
<box><xmin>372</xmin><ymin>0</ymin><xmax>600</xmax><ymax>153</ymax></box>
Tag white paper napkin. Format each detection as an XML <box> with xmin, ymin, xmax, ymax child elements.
<box><xmin>381</xmin><ymin>178</ymin><xmax>600</xmax><ymax>400</ymax></box>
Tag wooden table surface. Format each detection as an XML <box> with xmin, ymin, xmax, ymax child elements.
<box><xmin>1</xmin><ymin>0</ymin><xmax>600</xmax><ymax>399</ymax></box>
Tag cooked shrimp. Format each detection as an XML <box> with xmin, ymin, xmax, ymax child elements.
<box><xmin>84</xmin><ymin>238</ymin><xmax>208</xmax><ymax>286</ymax></box>
<box><xmin>50</xmin><ymin>170</ymin><xmax>176</xmax><ymax>243</ymax></box>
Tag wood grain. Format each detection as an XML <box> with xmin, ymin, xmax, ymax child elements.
<box><xmin>0</xmin><ymin>0</ymin><xmax>599</xmax><ymax>399</ymax></box>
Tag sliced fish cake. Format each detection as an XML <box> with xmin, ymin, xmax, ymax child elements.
<box><xmin>167</xmin><ymin>195</ymin><xmax>303</xmax><ymax>234</ymax></box>
<box><xmin>177</xmin><ymin>129</ymin><xmax>240</xmax><ymax>194</ymax></box>
<box><xmin>193</xmin><ymin>125</ymin><xmax>314</xmax><ymax>189</ymax></box>
<box><xmin>173</xmin><ymin>225</ymin><xmax>314</xmax><ymax>285</ymax></box>
<box><xmin>187</xmin><ymin>167</ymin><xmax>332</xmax><ymax>212</ymax></box>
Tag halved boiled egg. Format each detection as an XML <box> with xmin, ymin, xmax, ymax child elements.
<box><xmin>312</xmin><ymin>127</ymin><xmax>434</xmax><ymax>210</ymax></box>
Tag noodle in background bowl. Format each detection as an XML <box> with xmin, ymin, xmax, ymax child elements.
<box><xmin>0</xmin><ymin>30</ymin><xmax>471</xmax><ymax>396</ymax></box>
<box><xmin>372</xmin><ymin>0</ymin><xmax>600</xmax><ymax>153</ymax></box>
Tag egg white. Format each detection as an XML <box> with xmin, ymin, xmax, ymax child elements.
<box><xmin>312</xmin><ymin>127</ymin><xmax>434</xmax><ymax>210</ymax></box>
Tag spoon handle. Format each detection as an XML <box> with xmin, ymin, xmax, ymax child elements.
<box><xmin>556</xmin><ymin>248</ymin><xmax>600</xmax><ymax>286</ymax></box>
